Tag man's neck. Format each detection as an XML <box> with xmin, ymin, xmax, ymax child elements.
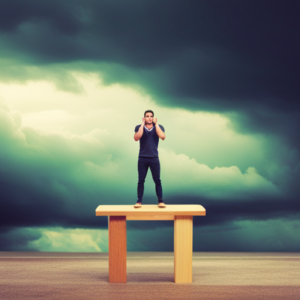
<box><xmin>145</xmin><ymin>123</ymin><xmax>153</xmax><ymax>129</ymax></box>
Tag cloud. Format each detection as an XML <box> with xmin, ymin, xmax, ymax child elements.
<box><xmin>130</xmin><ymin>217</ymin><xmax>300</xmax><ymax>251</ymax></box>
<box><xmin>0</xmin><ymin>227</ymin><xmax>42</xmax><ymax>251</ymax></box>
<box><xmin>0</xmin><ymin>226</ymin><xmax>108</xmax><ymax>252</ymax></box>
<box><xmin>161</xmin><ymin>150</ymin><xmax>280</xmax><ymax>200</ymax></box>
<box><xmin>194</xmin><ymin>218</ymin><xmax>300</xmax><ymax>252</ymax></box>
<box><xmin>0</xmin><ymin>1</ymin><xmax>299</xmax><ymax>161</ymax></box>
<box><xmin>4</xmin><ymin>217</ymin><xmax>300</xmax><ymax>252</ymax></box>
<box><xmin>0</xmin><ymin>76</ymin><xmax>297</xmax><ymax>237</ymax></box>
<box><xmin>29</xmin><ymin>227</ymin><xmax>108</xmax><ymax>252</ymax></box>
<box><xmin>0</xmin><ymin>1</ymin><xmax>299</xmax><ymax>108</ymax></box>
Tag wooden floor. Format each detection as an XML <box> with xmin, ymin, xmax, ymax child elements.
<box><xmin>1</xmin><ymin>252</ymin><xmax>300</xmax><ymax>300</ymax></box>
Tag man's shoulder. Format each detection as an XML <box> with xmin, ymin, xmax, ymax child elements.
<box><xmin>134</xmin><ymin>124</ymin><xmax>141</xmax><ymax>132</ymax></box>
<box><xmin>158</xmin><ymin>124</ymin><xmax>165</xmax><ymax>132</ymax></box>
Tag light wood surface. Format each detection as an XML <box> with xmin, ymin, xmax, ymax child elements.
<box><xmin>174</xmin><ymin>216</ymin><xmax>193</xmax><ymax>283</ymax></box>
<box><xmin>96</xmin><ymin>204</ymin><xmax>205</xmax><ymax>284</ymax></box>
<box><xmin>96</xmin><ymin>205</ymin><xmax>206</xmax><ymax>220</ymax></box>
<box><xmin>109</xmin><ymin>216</ymin><xmax>127</xmax><ymax>283</ymax></box>
<box><xmin>128</xmin><ymin>214</ymin><xmax>175</xmax><ymax>220</ymax></box>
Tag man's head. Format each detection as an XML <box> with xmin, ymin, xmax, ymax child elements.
<box><xmin>144</xmin><ymin>110</ymin><xmax>154</xmax><ymax>125</ymax></box>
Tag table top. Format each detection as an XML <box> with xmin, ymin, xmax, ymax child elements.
<box><xmin>95</xmin><ymin>204</ymin><xmax>206</xmax><ymax>219</ymax></box>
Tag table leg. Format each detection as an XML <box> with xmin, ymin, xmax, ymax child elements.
<box><xmin>174</xmin><ymin>215</ymin><xmax>193</xmax><ymax>283</ymax></box>
<box><xmin>108</xmin><ymin>216</ymin><xmax>127</xmax><ymax>283</ymax></box>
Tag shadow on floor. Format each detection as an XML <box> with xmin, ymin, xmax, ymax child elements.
<box><xmin>96</xmin><ymin>273</ymin><xmax>174</xmax><ymax>283</ymax></box>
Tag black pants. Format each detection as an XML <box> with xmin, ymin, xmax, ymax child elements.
<box><xmin>137</xmin><ymin>157</ymin><xmax>163</xmax><ymax>203</ymax></box>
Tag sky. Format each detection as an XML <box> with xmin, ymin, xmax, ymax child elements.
<box><xmin>0</xmin><ymin>0</ymin><xmax>299</xmax><ymax>252</ymax></box>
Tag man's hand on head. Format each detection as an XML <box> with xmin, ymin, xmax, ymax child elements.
<box><xmin>142</xmin><ymin>117</ymin><xmax>145</xmax><ymax>125</ymax></box>
<box><xmin>153</xmin><ymin>117</ymin><xmax>158</xmax><ymax>125</ymax></box>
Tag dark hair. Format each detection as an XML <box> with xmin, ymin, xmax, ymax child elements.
<box><xmin>144</xmin><ymin>110</ymin><xmax>154</xmax><ymax>117</ymax></box>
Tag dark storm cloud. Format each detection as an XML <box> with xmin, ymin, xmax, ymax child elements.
<box><xmin>1</xmin><ymin>0</ymin><xmax>299</xmax><ymax>151</ymax></box>
<box><xmin>172</xmin><ymin>195</ymin><xmax>300</xmax><ymax>228</ymax></box>
<box><xmin>128</xmin><ymin>194</ymin><xmax>300</xmax><ymax>230</ymax></box>
<box><xmin>0</xmin><ymin>0</ymin><xmax>81</xmax><ymax>34</ymax></box>
<box><xmin>1</xmin><ymin>178</ymin><xmax>299</xmax><ymax>233</ymax></box>
<box><xmin>0</xmin><ymin>167</ymin><xmax>299</xmax><ymax>232</ymax></box>
<box><xmin>0</xmin><ymin>1</ymin><xmax>299</xmax><ymax>106</ymax></box>
<box><xmin>0</xmin><ymin>227</ymin><xmax>41</xmax><ymax>251</ymax></box>
<box><xmin>0</xmin><ymin>178</ymin><xmax>107</xmax><ymax>229</ymax></box>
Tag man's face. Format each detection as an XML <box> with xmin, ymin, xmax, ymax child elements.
<box><xmin>144</xmin><ymin>113</ymin><xmax>153</xmax><ymax>124</ymax></box>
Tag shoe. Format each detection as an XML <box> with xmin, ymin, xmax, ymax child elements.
<box><xmin>134</xmin><ymin>202</ymin><xmax>142</xmax><ymax>208</ymax></box>
<box><xmin>158</xmin><ymin>202</ymin><xmax>166</xmax><ymax>208</ymax></box>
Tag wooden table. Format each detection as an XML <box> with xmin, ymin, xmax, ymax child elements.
<box><xmin>95</xmin><ymin>204</ymin><xmax>206</xmax><ymax>283</ymax></box>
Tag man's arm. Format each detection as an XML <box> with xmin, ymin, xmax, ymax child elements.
<box><xmin>134</xmin><ymin>118</ymin><xmax>145</xmax><ymax>141</ymax></box>
<box><xmin>155</xmin><ymin>124</ymin><xmax>165</xmax><ymax>140</ymax></box>
<box><xmin>153</xmin><ymin>117</ymin><xmax>165</xmax><ymax>140</ymax></box>
<box><xmin>134</xmin><ymin>126</ymin><xmax>144</xmax><ymax>141</ymax></box>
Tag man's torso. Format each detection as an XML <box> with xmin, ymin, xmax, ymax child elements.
<box><xmin>134</xmin><ymin>124</ymin><xmax>165</xmax><ymax>158</ymax></box>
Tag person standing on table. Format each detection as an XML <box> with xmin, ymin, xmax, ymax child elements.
<box><xmin>133</xmin><ymin>110</ymin><xmax>166</xmax><ymax>208</ymax></box>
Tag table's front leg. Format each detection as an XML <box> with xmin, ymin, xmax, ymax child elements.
<box><xmin>174</xmin><ymin>215</ymin><xmax>193</xmax><ymax>283</ymax></box>
<box><xmin>108</xmin><ymin>216</ymin><xmax>127</xmax><ymax>283</ymax></box>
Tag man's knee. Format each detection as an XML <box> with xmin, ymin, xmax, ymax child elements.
<box><xmin>138</xmin><ymin>178</ymin><xmax>146</xmax><ymax>183</ymax></box>
<box><xmin>153</xmin><ymin>178</ymin><xmax>161</xmax><ymax>184</ymax></box>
